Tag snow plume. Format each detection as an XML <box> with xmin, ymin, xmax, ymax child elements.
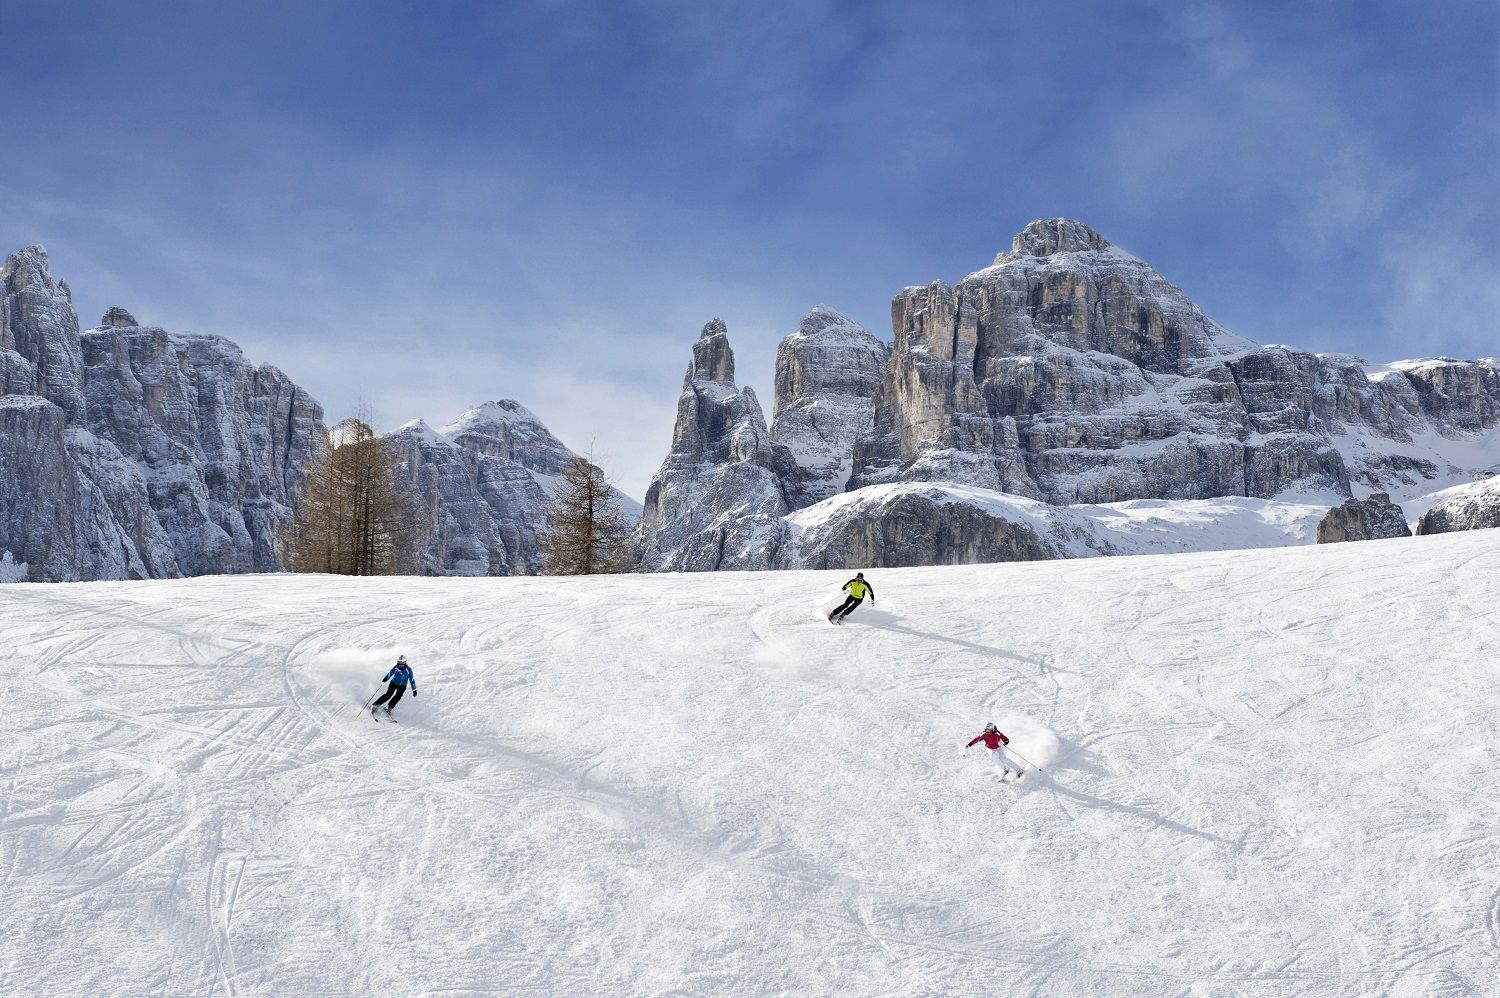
<box><xmin>302</xmin><ymin>646</ymin><xmax>407</xmax><ymax>703</ymax></box>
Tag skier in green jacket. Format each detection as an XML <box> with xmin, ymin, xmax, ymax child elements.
<box><xmin>828</xmin><ymin>572</ymin><xmax>874</xmax><ymax>624</ymax></box>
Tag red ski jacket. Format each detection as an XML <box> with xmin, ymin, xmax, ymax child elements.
<box><xmin>967</xmin><ymin>729</ymin><xmax>1009</xmax><ymax>750</ymax></box>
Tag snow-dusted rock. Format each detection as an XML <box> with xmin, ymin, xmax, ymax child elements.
<box><xmin>1415</xmin><ymin>474</ymin><xmax>1500</xmax><ymax>535</ymax></box>
<box><xmin>0</xmin><ymin>396</ymin><xmax>85</xmax><ymax>581</ymax></box>
<box><xmin>0</xmin><ymin>246</ymin><xmax>326</xmax><ymax>580</ymax></box>
<box><xmin>388</xmin><ymin>419</ymin><xmax>509</xmax><ymax>576</ymax></box>
<box><xmin>770</xmin><ymin>305</ymin><xmax>887</xmax><ymax>509</ymax></box>
<box><xmin>847</xmin><ymin>219</ymin><xmax>1499</xmax><ymax>508</ymax></box>
<box><xmin>2</xmin><ymin>246</ymin><xmax>86</xmax><ymax>421</ymax></box>
<box><xmin>1315</xmin><ymin>493</ymin><xmax>1411</xmax><ymax>543</ymax></box>
<box><xmin>780</xmin><ymin>483</ymin><xmax>1085</xmax><ymax>569</ymax></box>
<box><xmin>0</xmin><ymin>348</ymin><xmax>37</xmax><ymax>397</ymax></box>
<box><xmin>635</xmin><ymin>319</ymin><xmax>788</xmax><ymax>571</ymax></box>
<box><xmin>78</xmin><ymin>320</ymin><xmax>324</xmax><ymax>575</ymax></box>
<box><xmin>388</xmin><ymin>401</ymin><xmax>641</xmax><ymax>576</ymax></box>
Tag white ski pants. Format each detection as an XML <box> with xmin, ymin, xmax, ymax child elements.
<box><xmin>988</xmin><ymin>745</ymin><xmax>1022</xmax><ymax>774</ymax></box>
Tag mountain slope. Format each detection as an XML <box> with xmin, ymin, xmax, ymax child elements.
<box><xmin>4</xmin><ymin>534</ymin><xmax>1497</xmax><ymax>995</ymax></box>
<box><xmin>388</xmin><ymin>400</ymin><xmax>642</xmax><ymax>576</ymax></box>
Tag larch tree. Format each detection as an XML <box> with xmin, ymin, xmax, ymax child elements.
<box><xmin>539</xmin><ymin>453</ymin><xmax>631</xmax><ymax>575</ymax></box>
<box><xmin>283</xmin><ymin>417</ymin><xmax>426</xmax><ymax>575</ymax></box>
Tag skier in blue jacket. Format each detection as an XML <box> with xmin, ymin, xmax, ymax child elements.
<box><xmin>371</xmin><ymin>655</ymin><xmax>417</xmax><ymax>717</ymax></box>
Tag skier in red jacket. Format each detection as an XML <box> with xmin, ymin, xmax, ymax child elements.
<box><xmin>966</xmin><ymin>722</ymin><xmax>1024</xmax><ymax>779</ymax></box>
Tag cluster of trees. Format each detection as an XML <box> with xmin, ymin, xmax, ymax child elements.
<box><xmin>281</xmin><ymin>421</ymin><xmax>629</xmax><ymax>577</ymax></box>
<box><xmin>281</xmin><ymin>418</ymin><xmax>428</xmax><ymax>575</ymax></box>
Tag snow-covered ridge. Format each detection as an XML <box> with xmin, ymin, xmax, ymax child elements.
<box><xmin>439</xmin><ymin>398</ymin><xmax>547</xmax><ymax>437</ymax></box>
<box><xmin>780</xmin><ymin>480</ymin><xmax>1335</xmax><ymax>567</ymax></box>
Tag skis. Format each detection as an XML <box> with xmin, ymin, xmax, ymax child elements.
<box><xmin>368</xmin><ymin>706</ymin><xmax>398</xmax><ymax>724</ymax></box>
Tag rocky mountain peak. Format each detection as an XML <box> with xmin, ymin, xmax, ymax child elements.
<box><xmin>443</xmin><ymin>399</ymin><xmax>546</xmax><ymax>437</ymax></box>
<box><xmin>101</xmin><ymin>307</ymin><xmax>139</xmax><ymax>328</ymax></box>
<box><xmin>635</xmin><ymin>318</ymin><xmax>786</xmax><ymax>571</ymax></box>
<box><xmin>691</xmin><ymin>316</ymin><xmax>735</xmax><ymax>383</ymax></box>
<box><xmin>1007</xmin><ymin>218</ymin><xmax>1112</xmax><ymax>259</ymax></box>
<box><xmin>0</xmin><ymin>245</ymin><xmax>53</xmax><ymax>290</ymax></box>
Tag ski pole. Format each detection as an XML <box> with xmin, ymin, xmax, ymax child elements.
<box><xmin>1008</xmin><ymin>747</ymin><xmax>1042</xmax><ymax>772</ymax></box>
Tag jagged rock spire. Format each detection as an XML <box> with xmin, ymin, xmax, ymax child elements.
<box><xmin>635</xmin><ymin>318</ymin><xmax>787</xmax><ymax>571</ymax></box>
<box><xmin>1</xmin><ymin>245</ymin><xmax>86</xmax><ymax>422</ymax></box>
<box><xmin>691</xmin><ymin>317</ymin><xmax>735</xmax><ymax>383</ymax></box>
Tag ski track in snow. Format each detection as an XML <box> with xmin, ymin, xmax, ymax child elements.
<box><xmin>2</xmin><ymin>534</ymin><xmax>1499</xmax><ymax>996</ymax></box>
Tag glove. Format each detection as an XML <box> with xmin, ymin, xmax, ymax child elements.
<box><xmin>413</xmin><ymin>690</ymin><xmax>418</xmax><ymax>697</ymax></box>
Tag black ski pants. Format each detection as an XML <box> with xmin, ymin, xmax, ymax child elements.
<box><xmin>831</xmin><ymin>595</ymin><xmax>863</xmax><ymax>619</ymax></box>
<box><xmin>373</xmin><ymin>682</ymin><xmax>406</xmax><ymax>712</ymax></box>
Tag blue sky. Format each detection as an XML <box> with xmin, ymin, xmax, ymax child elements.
<box><xmin>3</xmin><ymin>0</ymin><xmax>1495</xmax><ymax>497</ymax></box>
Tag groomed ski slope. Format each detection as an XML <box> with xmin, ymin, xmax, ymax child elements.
<box><xmin>4</xmin><ymin>533</ymin><xmax>1498</xmax><ymax>997</ymax></box>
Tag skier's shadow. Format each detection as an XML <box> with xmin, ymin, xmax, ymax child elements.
<box><xmin>1041</xmin><ymin>745</ymin><xmax>1229</xmax><ymax>845</ymax></box>
<box><xmin>856</xmin><ymin>608</ymin><xmax>1051</xmax><ymax>669</ymax></box>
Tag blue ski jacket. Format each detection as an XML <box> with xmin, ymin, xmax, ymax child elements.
<box><xmin>383</xmin><ymin>663</ymin><xmax>416</xmax><ymax>690</ymax></box>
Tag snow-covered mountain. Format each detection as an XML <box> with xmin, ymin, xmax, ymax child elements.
<box><xmin>388</xmin><ymin>400</ymin><xmax>641</xmax><ymax>576</ymax></box>
<box><xmin>0</xmin><ymin>247</ymin><xmax>325</xmax><ymax>582</ymax></box>
<box><xmin>6</xmin><ymin>531</ymin><xmax>1496</xmax><ymax>993</ymax></box>
<box><xmin>638</xmin><ymin>219</ymin><xmax>1500</xmax><ymax>570</ymax></box>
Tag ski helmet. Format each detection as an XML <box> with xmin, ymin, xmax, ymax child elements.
<box><xmin>398</xmin><ymin>654</ymin><xmax>407</xmax><ymax>663</ymax></box>
<box><xmin>985</xmin><ymin>722</ymin><xmax>996</xmax><ymax>732</ymax></box>
<box><xmin>856</xmin><ymin>571</ymin><xmax>865</xmax><ymax>579</ymax></box>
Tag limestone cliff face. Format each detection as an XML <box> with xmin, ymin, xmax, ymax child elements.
<box><xmin>634</xmin><ymin>319</ymin><xmax>788</xmax><ymax>571</ymax></box>
<box><xmin>770</xmin><ymin>306</ymin><xmax>888</xmax><ymax>509</ymax></box>
<box><xmin>0</xmin><ymin>246</ymin><xmax>326</xmax><ymax>581</ymax></box>
<box><xmin>848</xmin><ymin>219</ymin><xmax>1497</xmax><ymax>506</ymax></box>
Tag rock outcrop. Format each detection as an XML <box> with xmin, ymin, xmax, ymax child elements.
<box><xmin>770</xmin><ymin>305</ymin><xmax>888</xmax><ymax>509</ymax></box>
<box><xmin>846</xmin><ymin>219</ymin><xmax>1497</xmax><ymax>507</ymax></box>
<box><xmin>0</xmin><ymin>246</ymin><xmax>326</xmax><ymax>581</ymax></box>
<box><xmin>387</xmin><ymin>401</ymin><xmax>641</xmax><ymax>576</ymax></box>
<box><xmin>1315</xmin><ymin>493</ymin><xmax>1412</xmax><ymax>543</ymax></box>
<box><xmin>634</xmin><ymin>319</ymin><xmax>788</xmax><ymax>571</ymax></box>
<box><xmin>1415</xmin><ymin>475</ymin><xmax>1500</xmax><ymax>535</ymax></box>
<box><xmin>780</xmin><ymin>483</ymin><xmax>1091</xmax><ymax>569</ymax></box>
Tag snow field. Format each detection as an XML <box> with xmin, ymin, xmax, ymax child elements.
<box><xmin>2</xmin><ymin>531</ymin><xmax>1498</xmax><ymax>996</ymax></box>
